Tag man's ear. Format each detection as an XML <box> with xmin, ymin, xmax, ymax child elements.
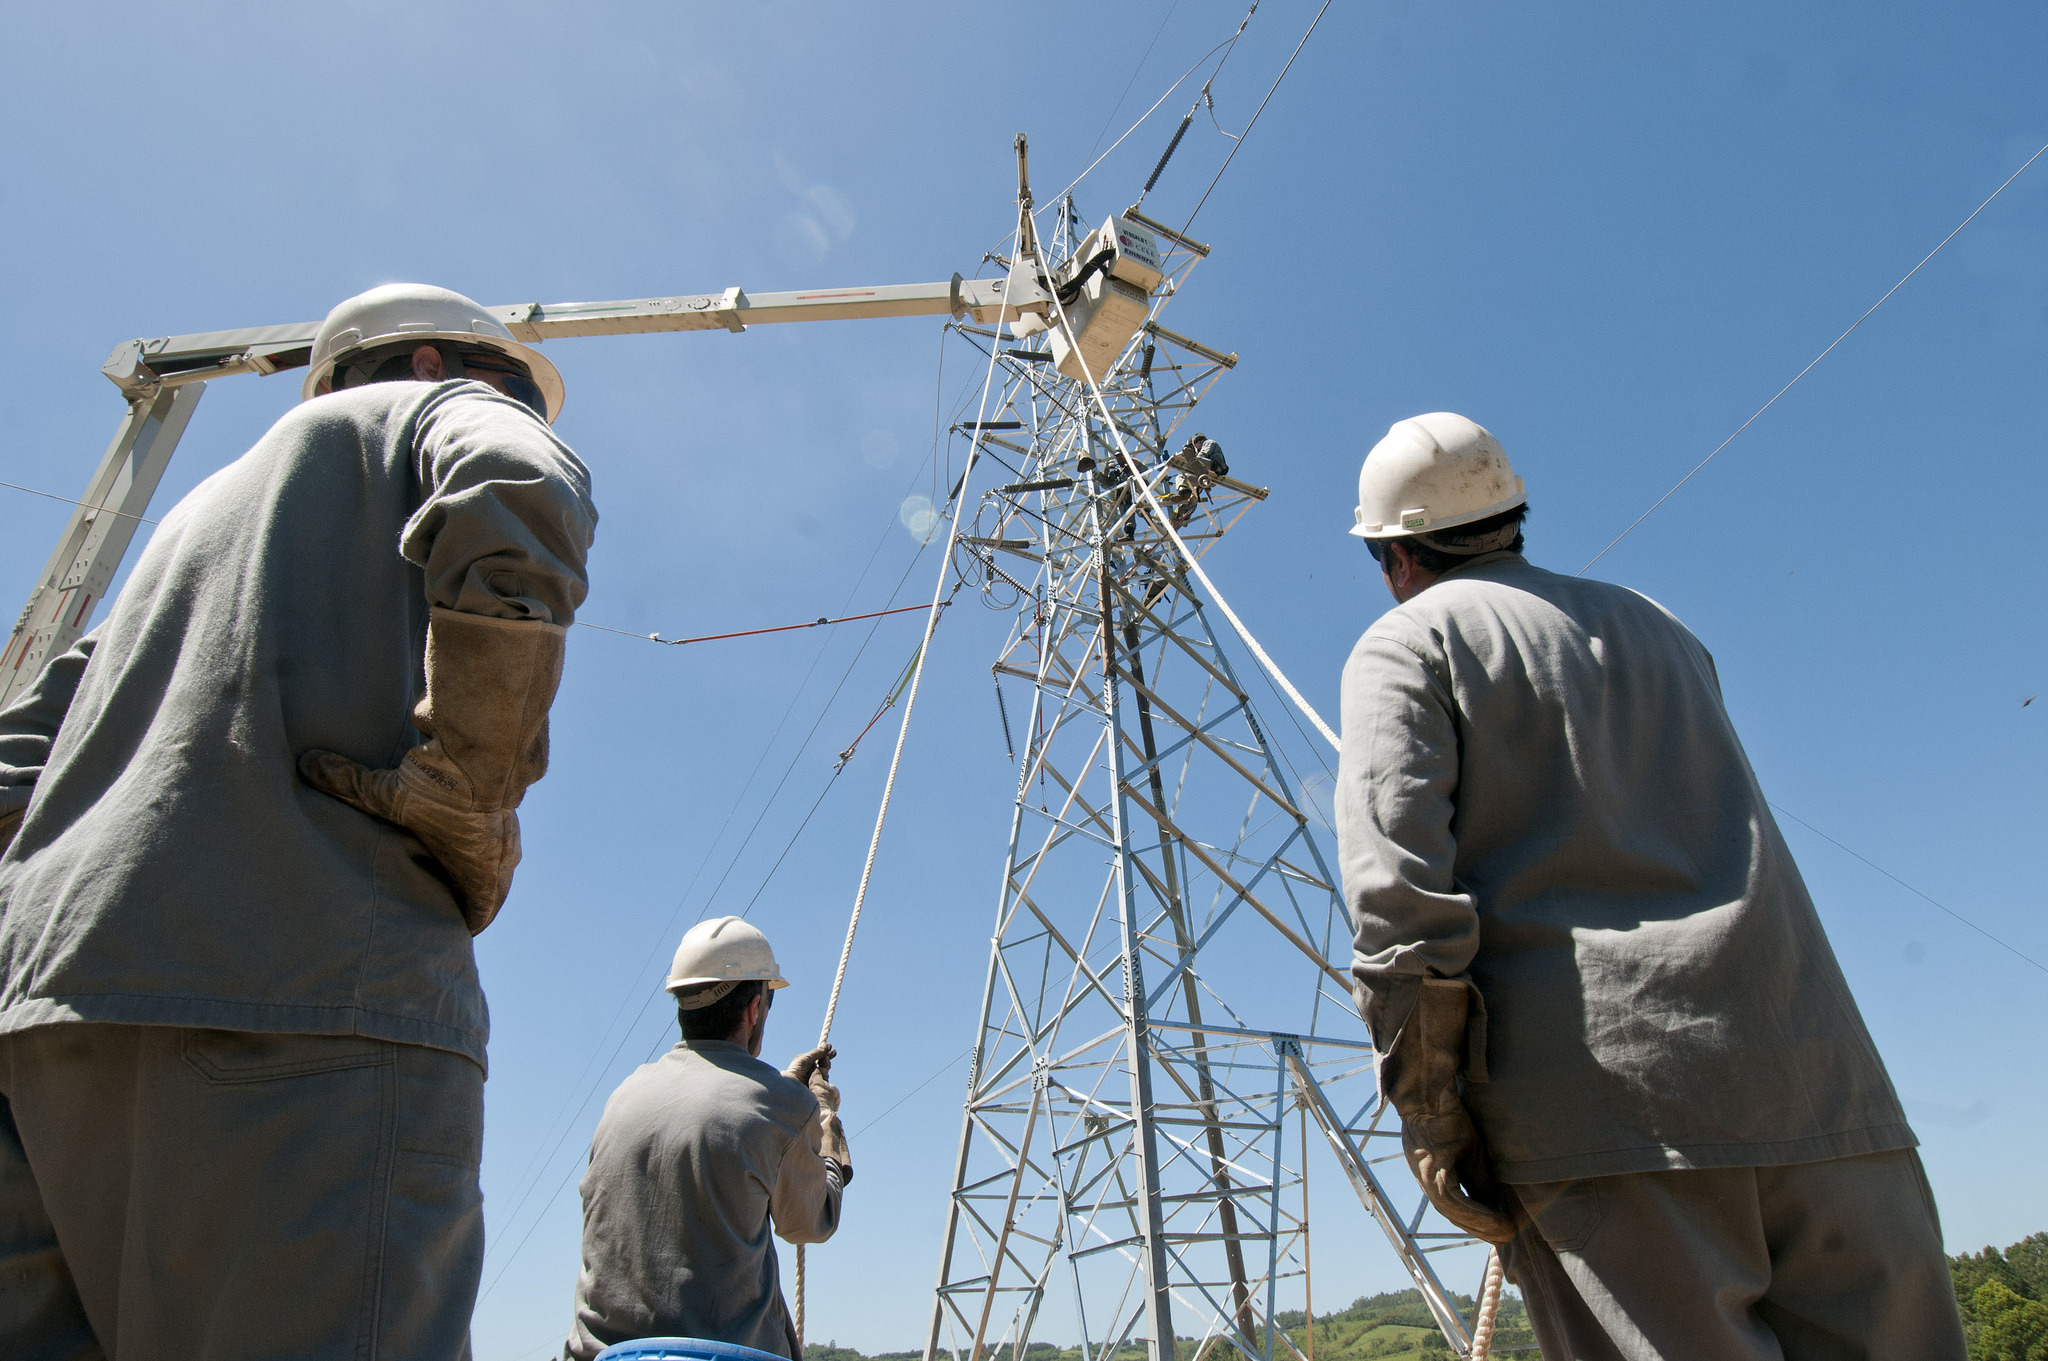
<box><xmin>1383</xmin><ymin>540</ymin><xmax>1409</xmax><ymax>586</ymax></box>
<box><xmin>410</xmin><ymin>344</ymin><xmax>446</xmax><ymax>382</ymax></box>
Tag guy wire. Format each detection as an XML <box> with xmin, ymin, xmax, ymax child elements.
<box><xmin>1580</xmin><ymin>140</ymin><xmax>2048</xmax><ymax>574</ymax></box>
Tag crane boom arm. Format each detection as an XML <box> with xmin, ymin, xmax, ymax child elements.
<box><xmin>6</xmin><ymin>268</ymin><xmax>1046</xmax><ymax>702</ymax></box>
<box><xmin>98</xmin><ymin>275</ymin><xmax>1039</xmax><ymax>398</ymax></box>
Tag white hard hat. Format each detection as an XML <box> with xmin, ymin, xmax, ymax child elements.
<box><xmin>664</xmin><ymin>916</ymin><xmax>790</xmax><ymax>997</ymax></box>
<box><xmin>1350</xmin><ymin>412</ymin><xmax>1525</xmax><ymax>539</ymax></box>
<box><xmin>301</xmin><ymin>283</ymin><xmax>565</xmax><ymax>423</ymax></box>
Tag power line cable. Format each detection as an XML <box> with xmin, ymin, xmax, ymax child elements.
<box><xmin>1580</xmin><ymin>140</ymin><xmax>2048</xmax><ymax>575</ymax></box>
<box><xmin>1178</xmin><ymin>0</ymin><xmax>1333</xmax><ymax>234</ymax></box>
<box><xmin>1769</xmin><ymin>802</ymin><xmax>2046</xmax><ymax>977</ymax></box>
<box><xmin>1086</xmin><ymin>3</ymin><xmax>1182</xmax><ymax>160</ymax></box>
<box><xmin>1051</xmin><ymin>42</ymin><xmax>1231</xmax><ymax>211</ymax></box>
<box><xmin>0</xmin><ymin>478</ymin><xmax>159</xmax><ymax>524</ymax></box>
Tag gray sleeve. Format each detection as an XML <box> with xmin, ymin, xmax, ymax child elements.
<box><xmin>767</xmin><ymin>1107</ymin><xmax>845</xmax><ymax>1247</ymax></box>
<box><xmin>1335</xmin><ymin>632</ymin><xmax>1480</xmax><ymax>1057</ymax></box>
<box><xmin>0</xmin><ymin>627</ymin><xmax>100</xmax><ymax>822</ymax></box>
<box><xmin>401</xmin><ymin>384</ymin><xmax>599</xmax><ymax>625</ymax></box>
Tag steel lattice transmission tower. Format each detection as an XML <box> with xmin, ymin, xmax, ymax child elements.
<box><xmin>924</xmin><ymin>182</ymin><xmax>1494</xmax><ymax>1361</ymax></box>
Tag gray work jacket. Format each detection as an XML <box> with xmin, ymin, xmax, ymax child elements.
<box><xmin>568</xmin><ymin>1039</ymin><xmax>846</xmax><ymax>1361</ymax></box>
<box><xmin>1336</xmin><ymin>552</ymin><xmax>1912</xmax><ymax>1183</ymax></box>
<box><xmin>0</xmin><ymin>381</ymin><xmax>596</xmax><ymax>1067</ymax></box>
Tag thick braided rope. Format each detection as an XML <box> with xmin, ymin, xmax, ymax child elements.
<box><xmin>1470</xmin><ymin>1248</ymin><xmax>1505</xmax><ymax>1360</ymax></box>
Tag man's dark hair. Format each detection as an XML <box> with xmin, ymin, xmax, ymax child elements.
<box><xmin>1390</xmin><ymin>504</ymin><xmax>1528</xmax><ymax>575</ymax></box>
<box><xmin>678</xmin><ymin>979</ymin><xmax>769</xmax><ymax>1042</ymax></box>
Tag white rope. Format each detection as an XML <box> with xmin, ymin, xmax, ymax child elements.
<box><xmin>1469</xmin><ymin>1247</ymin><xmax>1505</xmax><ymax>1360</ymax></box>
<box><xmin>794</xmin><ymin>189</ymin><xmax>1026</xmax><ymax>1359</ymax></box>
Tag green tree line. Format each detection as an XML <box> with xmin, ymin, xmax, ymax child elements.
<box><xmin>805</xmin><ymin>1235</ymin><xmax>2047</xmax><ymax>1361</ymax></box>
<box><xmin>1952</xmin><ymin>1232</ymin><xmax>2048</xmax><ymax>1361</ymax></box>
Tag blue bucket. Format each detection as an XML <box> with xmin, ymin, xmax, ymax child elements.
<box><xmin>593</xmin><ymin>1341</ymin><xmax>788</xmax><ymax>1361</ymax></box>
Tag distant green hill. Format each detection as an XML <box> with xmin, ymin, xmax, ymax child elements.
<box><xmin>803</xmin><ymin>1286</ymin><xmax>1532</xmax><ymax>1361</ymax></box>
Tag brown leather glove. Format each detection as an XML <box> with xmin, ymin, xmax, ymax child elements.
<box><xmin>300</xmin><ymin>609</ymin><xmax>565</xmax><ymax>934</ymax></box>
<box><xmin>1381</xmin><ymin>977</ymin><xmax>1516</xmax><ymax>1244</ymax></box>
<box><xmin>784</xmin><ymin>1043</ymin><xmax>836</xmax><ymax>1086</ymax></box>
<box><xmin>813</xmin><ymin>1072</ymin><xmax>852</xmax><ymax>1184</ymax></box>
<box><xmin>0</xmin><ymin>807</ymin><xmax>22</xmax><ymax>858</ymax></box>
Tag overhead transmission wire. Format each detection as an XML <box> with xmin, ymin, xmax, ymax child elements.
<box><xmin>1175</xmin><ymin>0</ymin><xmax>1331</xmax><ymax>233</ymax></box>
<box><xmin>1545</xmin><ymin>142</ymin><xmax>2048</xmax><ymax>981</ymax></box>
<box><xmin>1085</xmin><ymin>3</ymin><xmax>1182</xmax><ymax>159</ymax></box>
<box><xmin>1580</xmin><ymin>139</ymin><xmax>2048</xmax><ymax>575</ymax></box>
<box><xmin>1045</xmin><ymin>33</ymin><xmax>1240</xmax><ymax>212</ymax></box>
<box><xmin>0</xmin><ymin>478</ymin><xmax>158</xmax><ymax>524</ymax></box>
<box><xmin>1769</xmin><ymin>803</ymin><xmax>2046</xmax><ymax>977</ymax></box>
<box><xmin>1133</xmin><ymin>1</ymin><xmax>1266</xmax><ymax>212</ymax></box>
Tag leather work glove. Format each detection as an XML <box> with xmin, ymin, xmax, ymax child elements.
<box><xmin>0</xmin><ymin>807</ymin><xmax>22</xmax><ymax>858</ymax></box>
<box><xmin>784</xmin><ymin>1043</ymin><xmax>837</xmax><ymax>1087</ymax></box>
<box><xmin>300</xmin><ymin>609</ymin><xmax>566</xmax><ymax>935</ymax></box>
<box><xmin>813</xmin><ymin>1074</ymin><xmax>852</xmax><ymax>1184</ymax></box>
<box><xmin>1381</xmin><ymin>977</ymin><xmax>1516</xmax><ymax>1244</ymax></box>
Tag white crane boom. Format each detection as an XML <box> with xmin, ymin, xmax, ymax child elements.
<box><xmin>2</xmin><ymin>267</ymin><xmax>1061</xmax><ymax>703</ymax></box>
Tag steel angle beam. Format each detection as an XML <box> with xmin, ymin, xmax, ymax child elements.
<box><xmin>1</xmin><ymin>383</ymin><xmax>204</xmax><ymax>706</ymax></box>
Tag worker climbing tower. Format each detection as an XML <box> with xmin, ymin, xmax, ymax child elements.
<box><xmin>924</xmin><ymin>158</ymin><xmax>1493</xmax><ymax>1361</ymax></box>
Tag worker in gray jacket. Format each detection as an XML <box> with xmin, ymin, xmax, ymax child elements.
<box><xmin>0</xmin><ymin>282</ymin><xmax>597</xmax><ymax>1360</ymax></box>
<box><xmin>1335</xmin><ymin>413</ymin><xmax>1964</xmax><ymax>1360</ymax></box>
<box><xmin>568</xmin><ymin>917</ymin><xmax>851</xmax><ymax>1361</ymax></box>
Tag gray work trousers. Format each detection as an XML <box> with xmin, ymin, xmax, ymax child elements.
<box><xmin>0</xmin><ymin>1023</ymin><xmax>485</xmax><ymax>1361</ymax></box>
<box><xmin>1500</xmin><ymin>1150</ymin><xmax>1966</xmax><ymax>1361</ymax></box>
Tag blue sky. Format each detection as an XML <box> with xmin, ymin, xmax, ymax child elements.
<box><xmin>3</xmin><ymin>3</ymin><xmax>2045</xmax><ymax>1358</ymax></box>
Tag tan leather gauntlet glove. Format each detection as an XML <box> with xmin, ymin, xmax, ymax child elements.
<box><xmin>1381</xmin><ymin>977</ymin><xmax>1516</xmax><ymax>1244</ymax></box>
<box><xmin>809</xmin><ymin>1067</ymin><xmax>852</xmax><ymax>1184</ymax></box>
<box><xmin>300</xmin><ymin>609</ymin><xmax>565</xmax><ymax>934</ymax></box>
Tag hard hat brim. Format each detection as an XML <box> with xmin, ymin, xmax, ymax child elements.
<box><xmin>1349</xmin><ymin>489</ymin><xmax>1528</xmax><ymax>539</ymax></box>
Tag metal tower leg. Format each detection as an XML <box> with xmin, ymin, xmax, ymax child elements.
<box><xmin>1094</xmin><ymin>469</ymin><xmax>1179</xmax><ymax>1361</ymax></box>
